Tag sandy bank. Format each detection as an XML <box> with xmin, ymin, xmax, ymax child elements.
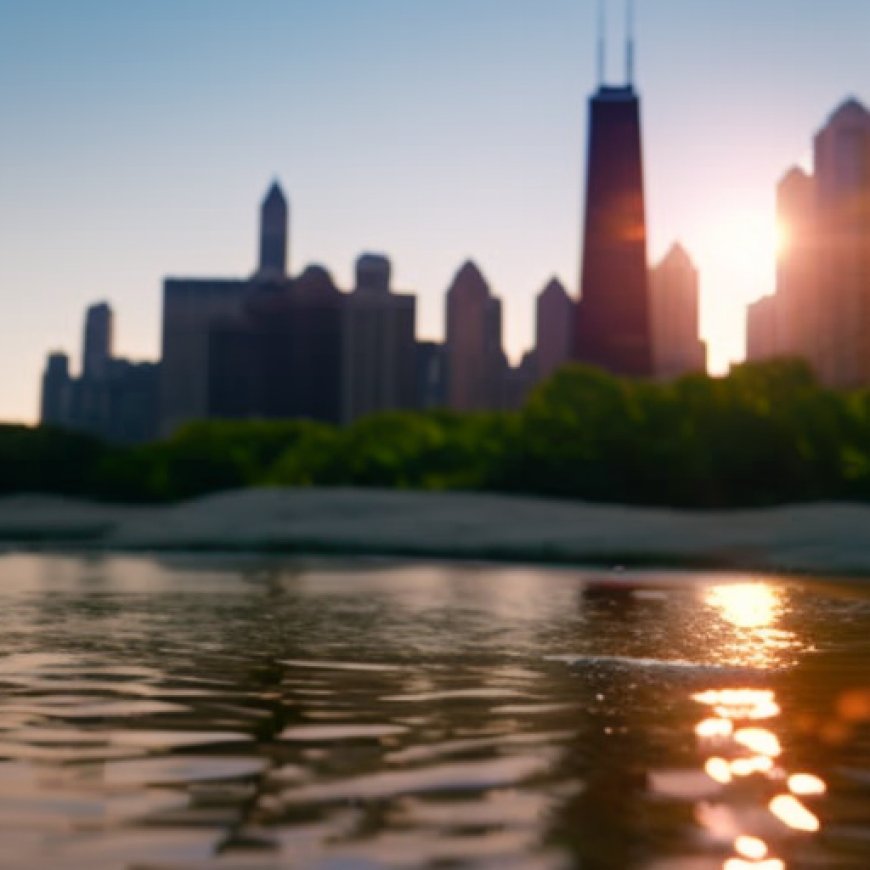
<box><xmin>0</xmin><ymin>488</ymin><xmax>869</xmax><ymax>576</ymax></box>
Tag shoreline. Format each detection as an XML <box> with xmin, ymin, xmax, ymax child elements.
<box><xmin>1</xmin><ymin>487</ymin><xmax>869</xmax><ymax>578</ymax></box>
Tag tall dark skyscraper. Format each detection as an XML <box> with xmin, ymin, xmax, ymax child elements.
<box><xmin>82</xmin><ymin>301</ymin><xmax>113</xmax><ymax>380</ymax></box>
<box><xmin>258</xmin><ymin>181</ymin><xmax>289</xmax><ymax>278</ymax></box>
<box><xmin>574</xmin><ymin>6</ymin><xmax>653</xmax><ymax>377</ymax></box>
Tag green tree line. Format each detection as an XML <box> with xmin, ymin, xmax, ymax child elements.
<box><xmin>5</xmin><ymin>360</ymin><xmax>870</xmax><ymax>507</ymax></box>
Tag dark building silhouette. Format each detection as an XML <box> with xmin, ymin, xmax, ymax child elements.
<box><xmin>82</xmin><ymin>302</ymin><xmax>113</xmax><ymax>380</ymax></box>
<box><xmin>534</xmin><ymin>277</ymin><xmax>575</xmax><ymax>382</ymax></box>
<box><xmin>40</xmin><ymin>352</ymin><xmax>72</xmax><ymax>426</ymax></box>
<box><xmin>160</xmin><ymin>278</ymin><xmax>249</xmax><ymax>434</ymax></box>
<box><xmin>574</xmin><ymin>28</ymin><xmax>653</xmax><ymax>377</ymax></box>
<box><xmin>39</xmin><ymin>304</ymin><xmax>159</xmax><ymax>444</ymax></box>
<box><xmin>649</xmin><ymin>243</ymin><xmax>706</xmax><ymax>378</ymax></box>
<box><xmin>445</xmin><ymin>261</ymin><xmax>507</xmax><ymax>411</ymax></box>
<box><xmin>209</xmin><ymin>266</ymin><xmax>345</xmax><ymax>423</ymax></box>
<box><xmin>415</xmin><ymin>341</ymin><xmax>448</xmax><ymax>410</ymax></box>
<box><xmin>342</xmin><ymin>254</ymin><xmax>417</xmax><ymax>423</ymax></box>
<box><xmin>258</xmin><ymin>182</ymin><xmax>289</xmax><ymax>279</ymax></box>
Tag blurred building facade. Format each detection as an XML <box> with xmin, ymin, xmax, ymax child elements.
<box><xmin>444</xmin><ymin>261</ymin><xmax>508</xmax><ymax>411</ymax></box>
<box><xmin>574</xmin><ymin>77</ymin><xmax>653</xmax><ymax>377</ymax></box>
<box><xmin>534</xmin><ymin>278</ymin><xmax>575</xmax><ymax>382</ymax></box>
<box><xmin>746</xmin><ymin>98</ymin><xmax>870</xmax><ymax>387</ymax></box>
<box><xmin>39</xmin><ymin>302</ymin><xmax>159</xmax><ymax>444</ymax></box>
<box><xmin>649</xmin><ymin>243</ymin><xmax>706</xmax><ymax>378</ymax></box>
<box><xmin>342</xmin><ymin>254</ymin><xmax>417</xmax><ymax>423</ymax></box>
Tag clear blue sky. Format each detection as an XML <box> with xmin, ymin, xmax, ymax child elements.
<box><xmin>1</xmin><ymin>0</ymin><xmax>868</xmax><ymax>422</ymax></box>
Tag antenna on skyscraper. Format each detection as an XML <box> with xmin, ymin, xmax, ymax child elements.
<box><xmin>597</xmin><ymin>0</ymin><xmax>606</xmax><ymax>86</ymax></box>
<box><xmin>625</xmin><ymin>0</ymin><xmax>635</xmax><ymax>86</ymax></box>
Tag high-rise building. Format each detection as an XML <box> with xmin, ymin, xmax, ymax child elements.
<box><xmin>649</xmin><ymin>243</ymin><xmax>706</xmax><ymax>378</ymax></box>
<box><xmin>746</xmin><ymin>294</ymin><xmax>781</xmax><ymax>363</ymax></box>
<box><xmin>82</xmin><ymin>302</ymin><xmax>113</xmax><ymax>380</ymax></box>
<box><xmin>40</xmin><ymin>308</ymin><xmax>159</xmax><ymax>443</ymax></box>
<box><xmin>445</xmin><ymin>261</ymin><xmax>507</xmax><ymax>411</ymax></box>
<box><xmin>774</xmin><ymin>167</ymin><xmax>817</xmax><ymax>369</ymax></box>
<box><xmin>534</xmin><ymin>277</ymin><xmax>575</xmax><ymax>382</ymax></box>
<box><xmin>209</xmin><ymin>266</ymin><xmax>345</xmax><ymax>423</ymax></box>
<box><xmin>341</xmin><ymin>254</ymin><xmax>417</xmax><ymax>423</ymax></box>
<box><xmin>813</xmin><ymin>98</ymin><xmax>870</xmax><ymax>387</ymax></box>
<box><xmin>746</xmin><ymin>97</ymin><xmax>870</xmax><ymax>387</ymax></box>
<box><xmin>40</xmin><ymin>353</ymin><xmax>71</xmax><ymax>426</ymax></box>
<box><xmin>574</xmin><ymin>25</ymin><xmax>652</xmax><ymax>378</ymax></box>
<box><xmin>257</xmin><ymin>181</ymin><xmax>289</xmax><ymax>279</ymax></box>
<box><xmin>160</xmin><ymin>182</ymin><xmax>286</xmax><ymax>434</ymax></box>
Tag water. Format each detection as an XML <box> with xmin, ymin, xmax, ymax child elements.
<box><xmin>0</xmin><ymin>553</ymin><xmax>867</xmax><ymax>869</ymax></box>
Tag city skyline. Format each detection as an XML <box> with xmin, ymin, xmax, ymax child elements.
<box><xmin>3</xmin><ymin>0</ymin><xmax>870</xmax><ymax>422</ymax></box>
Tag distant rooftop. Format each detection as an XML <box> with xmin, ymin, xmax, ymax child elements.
<box><xmin>594</xmin><ymin>84</ymin><xmax>637</xmax><ymax>103</ymax></box>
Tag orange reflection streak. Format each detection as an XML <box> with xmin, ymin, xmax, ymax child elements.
<box><xmin>735</xmin><ymin>834</ymin><xmax>768</xmax><ymax>859</ymax></box>
<box><xmin>788</xmin><ymin>773</ymin><xmax>826</xmax><ymax>796</ymax></box>
<box><xmin>705</xmin><ymin>757</ymin><xmax>733</xmax><ymax>784</ymax></box>
<box><xmin>696</xmin><ymin>717</ymin><xmax>734</xmax><ymax>739</ymax></box>
<box><xmin>730</xmin><ymin>755</ymin><xmax>774</xmax><ymax>777</ymax></box>
<box><xmin>703</xmin><ymin>583</ymin><xmax>800</xmax><ymax>670</ymax></box>
<box><xmin>769</xmin><ymin>794</ymin><xmax>820</xmax><ymax>832</ymax></box>
<box><xmin>724</xmin><ymin>859</ymin><xmax>785</xmax><ymax>870</ymax></box>
<box><xmin>733</xmin><ymin>728</ymin><xmax>782</xmax><ymax>758</ymax></box>
<box><xmin>693</xmin><ymin>682</ymin><xmax>826</xmax><ymax>867</ymax></box>
<box><xmin>706</xmin><ymin>584</ymin><xmax>779</xmax><ymax>629</ymax></box>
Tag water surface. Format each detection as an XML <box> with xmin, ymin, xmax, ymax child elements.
<box><xmin>0</xmin><ymin>553</ymin><xmax>867</xmax><ymax>869</ymax></box>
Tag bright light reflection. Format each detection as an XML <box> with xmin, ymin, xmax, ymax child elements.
<box><xmin>735</xmin><ymin>834</ymin><xmax>768</xmax><ymax>859</ymax></box>
<box><xmin>707</xmin><ymin>584</ymin><xmax>779</xmax><ymax>629</ymax></box>
<box><xmin>788</xmin><ymin>773</ymin><xmax>827</xmax><ymax>796</ymax></box>
<box><xmin>730</xmin><ymin>755</ymin><xmax>774</xmax><ymax>777</ymax></box>
<box><xmin>769</xmin><ymin>794</ymin><xmax>820</xmax><ymax>832</ymax></box>
<box><xmin>696</xmin><ymin>717</ymin><xmax>734</xmax><ymax>739</ymax></box>
<box><xmin>734</xmin><ymin>728</ymin><xmax>781</xmax><ymax>757</ymax></box>
<box><xmin>724</xmin><ymin>859</ymin><xmax>784</xmax><ymax>870</ymax></box>
<box><xmin>705</xmin><ymin>757</ymin><xmax>733</xmax><ymax>784</ymax></box>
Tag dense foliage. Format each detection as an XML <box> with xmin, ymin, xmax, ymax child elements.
<box><xmin>6</xmin><ymin>360</ymin><xmax>870</xmax><ymax>507</ymax></box>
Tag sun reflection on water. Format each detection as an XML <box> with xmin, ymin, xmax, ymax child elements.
<box><xmin>703</xmin><ymin>582</ymin><xmax>802</xmax><ymax>670</ymax></box>
<box><xmin>691</xmin><ymin>686</ymin><xmax>826</xmax><ymax>869</ymax></box>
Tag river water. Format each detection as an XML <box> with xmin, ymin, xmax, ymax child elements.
<box><xmin>0</xmin><ymin>553</ymin><xmax>867</xmax><ymax>869</ymax></box>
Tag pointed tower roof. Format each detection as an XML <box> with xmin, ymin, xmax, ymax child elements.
<box><xmin>826</xmin><ymin>97</ymin><xmax>870</xmax><ymax>127</ymax></box>
<box><xmin>263</xmin><ymin>180</ymin><xmax>287</xmax><ymax>206</ymax></box>
<box><xmin>663</xmin><ymin>242</ymin><xmax>692</xmax><ymax>266</ymax></box>
<box><xmin>449</xmin><ymin>260</ymin><xmax>491</xmax><ymax>298</ymax></box>
<box><xmin>539</xmin><ymin>277</ymin><xmax>570</xmax><ymax>300</ymax></box>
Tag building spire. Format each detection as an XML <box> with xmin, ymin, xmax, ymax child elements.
<box><xmin>625</xmin><ymin>0</ymin><xmax>635</xmax><ymax>86</ymax></box>
<box><xmin>597</xmin><ymin>0</ymin><xmax>606</xmax><ymax>86</ymax></box>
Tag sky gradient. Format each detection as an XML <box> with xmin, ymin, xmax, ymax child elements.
<box><xmin>2</xmin><ymin>0</ymin><xmax>869</xmax><ymax>422</ymax></box>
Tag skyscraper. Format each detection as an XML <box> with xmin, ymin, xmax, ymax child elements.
<box><xmin>342</xmin><ymin>254</ymin><xmax>417</xmax><ymax>423</ymax></box>
<box><xmin>535</xmin><ymin>278</ymin><xmax>575</xmax><ymax>382</ymax></box>
<box><xmin>257</xmin><ymin>181</ymin><xmax>289</xmax><ymax>279</ymax></box>
<box><xmin>574</xmin><ymin>7</ymin><xmax>652</xmax><ymax>377</ymax></box>
<box><xmin>82</xmin><ymin>302</ymin><xmax>113</xmax><ymax>380</ymax></box>
<box><xmin>774</xmin><ymin>167</ymin><xmax>817</xmax><ymax>369</ymax></box>
<box><xmin>813</xmin><ymin>98</ymin><xmax>870</xmax><ymax>387</ymax></box>
<box><xmin>445</xmin><ymin>261</ymin><xmax>507</xmax><ymax>411</ymax></box>
<box><xmin>649</xmin><ymin>243</ymin><xmax>706</xmax><ymax>378</ymax></box>
<box><xmin>746</xmin><ymin>97</ymin><xmax>870</xmax><ymax>387</ymax></box>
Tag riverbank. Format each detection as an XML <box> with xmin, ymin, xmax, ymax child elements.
<box><xmin>1</xmin><ymin>488</ymin><xmax>869</xmax><ymax>577</ymax></box>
